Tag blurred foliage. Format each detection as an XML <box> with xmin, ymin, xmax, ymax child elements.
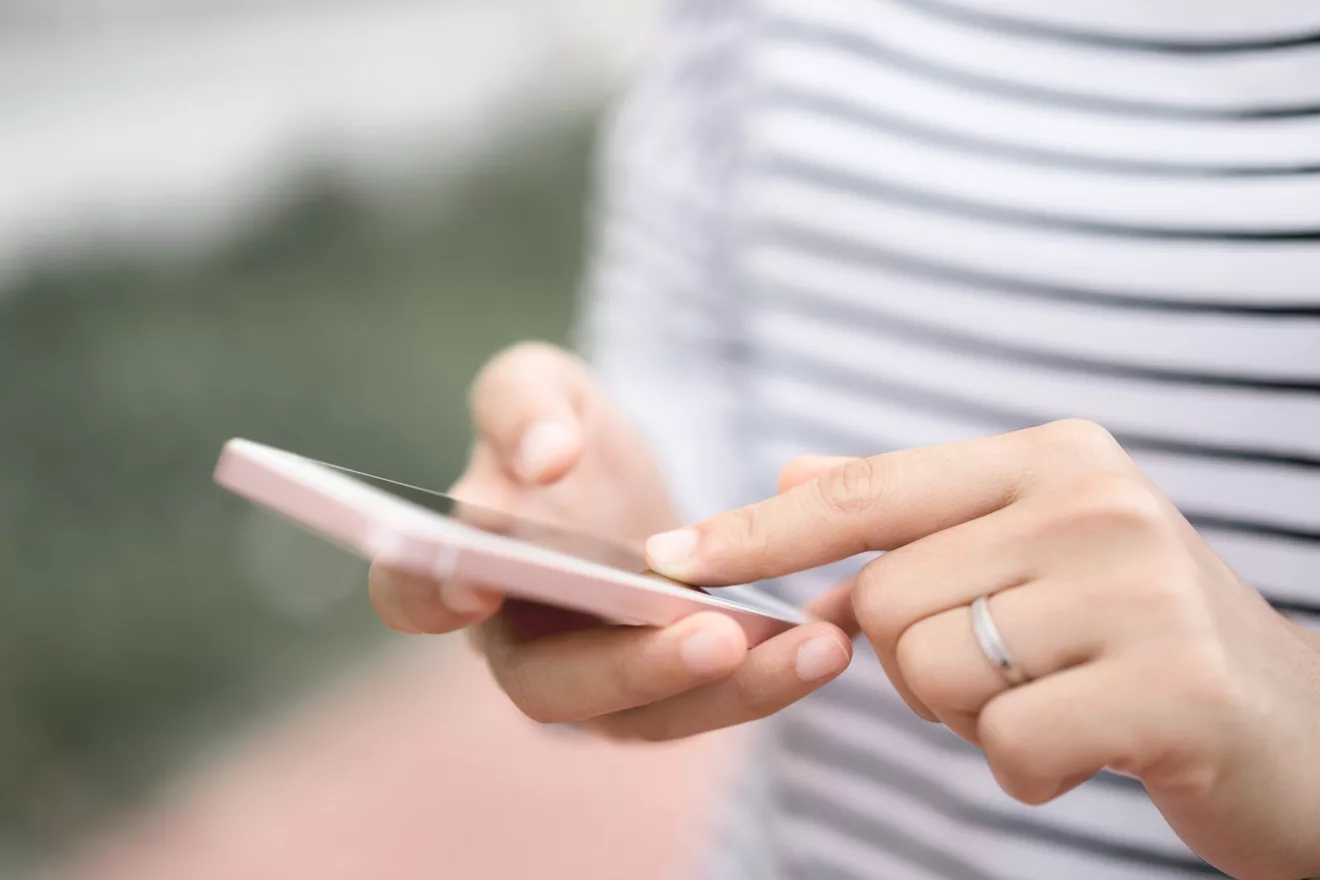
<box><xmin>0</xmin><ymin>119</ymin><xmax>595</xmax><ymax>858</ymax></box>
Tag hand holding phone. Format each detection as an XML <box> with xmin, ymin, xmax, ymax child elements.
<box><xmin>234</xmin><ymin>344</ymin><xmax>854</xmax><ymax>740</ymax></box>
<box><xmin>387</xmin><ymin>341</ymin><xmax>686</xmax><ymax>634</ymax></box>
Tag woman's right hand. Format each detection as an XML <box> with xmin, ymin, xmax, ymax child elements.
<box><xmin>367</xmin><ymin>342</ymin><xmax>854</xmax><ymax>740</ymax></box>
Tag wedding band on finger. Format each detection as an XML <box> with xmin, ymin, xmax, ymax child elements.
<box><xmin>970</xmin><ymin>595</ymin><xmax>1029</xmax><ymax>687</ymax></box>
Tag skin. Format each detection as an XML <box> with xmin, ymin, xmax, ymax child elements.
<box><xmin>369</xmin><ymin>343</ymin><xmax>855</xmax><ymax>741</ymax></box>
<box><xmin>372</xmin><ymin>342</ymin><xmax>1320</xmax><ymax>880</ymax></box>
<box><xmin>645</xmin><ymin>423</ymin><xmax>1320</xmax><ymax>880</ymax></box>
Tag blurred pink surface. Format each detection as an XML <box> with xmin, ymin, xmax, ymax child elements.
<box><xmin>54</xmin><ymin>639</ymin><xmax>741</xmax><ymax>880</ymax></box>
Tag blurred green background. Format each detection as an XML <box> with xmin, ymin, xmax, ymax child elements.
<box><xmin>0</xmin><ymin>116</ymin><xmax>595</xmax><ymax>863</ymax></box>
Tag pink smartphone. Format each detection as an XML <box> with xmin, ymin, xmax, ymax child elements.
<box><xmin>213</xmin><ymin>439</ymin><xmax>803</xmax><ymax>645</ymax></box>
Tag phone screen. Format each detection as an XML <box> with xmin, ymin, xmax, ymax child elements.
<box><xmin>340</xmin><ymin>468</ymin><xmax>801</xmax><ymax>621</ymax></box>
<box><xmin>355</xmin><ymin>474</ymin><xmax>650</xmax><ymax>571</ymax></box>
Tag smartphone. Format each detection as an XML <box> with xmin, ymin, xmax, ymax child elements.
<box><xmin>213</xmin><ymin>439</ymin><xmax>804</xmax><ymax>644</ymax></box>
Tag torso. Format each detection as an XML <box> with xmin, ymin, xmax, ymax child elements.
<box><xmin>701</xmin><ymin>1</ymin><xmax>1320</xmax><ymax>877</ymax></box>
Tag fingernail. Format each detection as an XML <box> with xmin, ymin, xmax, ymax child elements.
<box><xmin>795</xmin><ymin>634</ymin><xmax>850</xmax><ymax>682</ymax></box>
<box><xmin>441</xmin><ymin>581</ymin><xmax>490</xmax><ymax>616</ymax></box>
<box><xmin>517</xmin><ymin>420</ymin><xmax>577</xmax><ymax>482</ymax></box>
<box><xmin>646</xmin><ymin>528</ymin><xmax>700</xmax><ymax>578</ymax></box>
<box><xmin>680</xmin><ymin>623</ymin><xmax>742</xmax><ymax>677</ymax></box>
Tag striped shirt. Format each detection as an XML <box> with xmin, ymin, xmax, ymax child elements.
<box><xmin>579</xmin><ymin>1</ymin><xmax>1320</xmax><ymax>878</ymax></box>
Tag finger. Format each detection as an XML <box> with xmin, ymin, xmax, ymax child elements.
<box><xmin>447</xmin><ymin>444</ymin><xmax>521</xmax><ymax>511</ymax></box>
<box><xmin>589</xmin><ymin>621</ymin><xmax>852</xmax><ymax>741</ymax></box>
<box><xmin>368</xmin><ymin>562</ymin><xmax>502</xmax><ymax>634</ymax></box>
<box><xmin>493</xmin><ymin>598</ymin><xmax>606</xmax><ymax>642</ymax></box>
<box><xmin>847</xmin><ymin>498</ymin><xmax>1040</xmax><ymax>723</ymax></box>
<box><xmin>848</xmin><ymin>482</ymin><xmax>1170</xmax><ymax>721</ymax></box>
<box><xmin>850</xmin><ymin>499</ymin><xmax>1037</xmax><ymax>651</ymax></box>
<box><xmin>481</xmin><ymin>611</ymin><xmax>748</xmax><ymax>724</ymax></box>
<box><xmin>646</xmin><ymin>419</ymin><xmax>1130</xmax><ymax>585</ymax></box>
<box><xmin>894</xmin><ymin>582</ymin><xmax>1108</xmax><ymax>729</ymax></box>
<box><xmin>804</xmin><ymin>578</ymin><xmax>861</xmax><ymax>639</ymax></box>
<box><xmin>848</xmin><ymin>492</ymin><xmax>1111</xmax><ymax>721</ymax></box>
<box><xmin>469</xmin><ymin>343</ymin><xmax>589</xmax><ymax>484</ymax></box>
<box><xmin>778</xmin><ymin>454</ymin><xmax>857</xmax><ymax>493</ymax></box>
<box><xmin>848</xmin><ymin>517</ymin><xmax>1010</xmax><ymax>723</ymax></box>
<box><xmin>977</xmin><ymin>663</ymin><xmax>1145</xmax><ymax>806</ymax></box>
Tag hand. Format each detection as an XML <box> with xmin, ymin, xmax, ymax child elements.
<box><xmin>368</xmin><ymin>342</ymin><xmax>854</xmax><ymax>740</ymax></box>
<box><xmin>643</xmin><ymin>420</ymin><xmax>1320</xmax><ymax>880</ymax></box>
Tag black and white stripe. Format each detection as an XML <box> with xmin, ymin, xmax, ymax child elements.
<box><xmin>582</xmin><ymin>1</ymin><xmax>1320</xmax><ymax>877</ymax></box>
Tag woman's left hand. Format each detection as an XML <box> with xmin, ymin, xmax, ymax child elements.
<box><xmin>644</xmin><ymin>420</ymin><xmax>1320</xmax><ymax>880</ymax></box>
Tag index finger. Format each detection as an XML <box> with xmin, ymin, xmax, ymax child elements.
<box><xmin>645</xmin><ymin>420</ymin><xmax>1130</xmax><ymax>586</ymax></box>
<box><xmin>368</xmin><ymin>562</ymin><xmax>502</xmax><ymax>633</ymax></box>
<box><xmin>470</xmin><ymin>343</ymin><xmax>590</xmax><ymax>484</ymax></box>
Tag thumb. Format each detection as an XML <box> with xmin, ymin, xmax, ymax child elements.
<box><xmin>470</xmin><ymin>343</ymin><xmax>588</xmax><ymax>485</ymax></box>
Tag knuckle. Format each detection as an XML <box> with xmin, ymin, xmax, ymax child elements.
<box><xmin>815</xmin><ymin>457</ymin><xmax>885</xmax><ymax>518</ymax></box>
<box><xmin>997</xmin><ymin>771</ymin><xmax>1057</xmax><ymax>807</ymax></box>
<box><xmin>607</xmin><ymin>643</ymin><xmax>660</xmax><ymax>706</ymax></box>
<box><xmin>1040</xmin><ymin>417</ymin><xmax>1120</xmax><ymax>453</ymax></box>
<box><xmin>1127</xmin><ymin>560</ymin><xmax>1206</xmax><ymax>624</ymax></box>
<box><xmin>977</xmin><ymin>703</ymin><xmax>1053</xmax><ymax>804</ymax></box>
<box><xmin>894</xmin><ymin>626</ymin><xmax>946</xmax><ymax>708</ymax></box>
<box><xmin>730</xmin><ymin>669</ymin><xmax>785</xmax><ymax>722</ymax></box>
<box><xmin>977</xmin><ymin>702</ymin><xmax>1031</xmax><ymax>781</ymax></box>
<box><xmin>367</xmin><ymin>565</ymin><xmax>448</xmax><ymax>634</ymax></box>
<box><xmin>1069</xmin><ymin>473</ymin><xmax>1167</xmax><ymax>534</ymax></box>
<box><xmin>366</xmin><ymin>562</ymin><xmax>395</xmax><ymax>608</ymax></box>
<box><xmin>1034</xmin><ymin>419</ymin><xmax>1126</xmax><ymax>468</ymax></box>
<box><xmin>721</xmin><ymin>504</ymin><xmax>770</xmax><ymax>557</ymax></box>
<box><xmin>1056</xmin><ymin>474</ymin><xmax>1205</xmax><ymax>623</ymax></box>
<box><xmin>367</xmin><ymin>561</ymin><xmax>404</xmax><ymax>604</ymax></box>
<box><xmin>851</xmin><ymin>554</ymin><xmax>906</xmax><ymax>645</ymax></box>
<box><xmin>489</xmin><ymin>650</ymin><xmax>560</xmax><ymax>725</ymax></box>
<box><xmin>1167</xmin><ymin>640</ymin><xmax>1247</xmax><ymax>719</ymax></box>
<box><xmin>471</xmin><ymin>342</ymin><xmax>567</xmax><ymax>405</ymax></box>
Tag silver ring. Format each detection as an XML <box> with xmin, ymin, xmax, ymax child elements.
<box><xmin>970</xmin><ymin>595</ymin><xmax>1029</xmax><ymax>687</ymax></box>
